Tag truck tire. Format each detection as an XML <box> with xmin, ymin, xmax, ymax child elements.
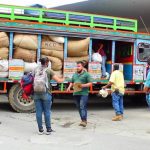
<box><xmin>9</xmin><ymin>83</ymin><xmax>35</xmax><ymax>113</ymax></box>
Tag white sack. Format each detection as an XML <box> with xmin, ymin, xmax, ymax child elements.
<box><xmin>0</xmin><ymin>60</ymin><xmax>8</xmax><ymax>72</ymax></box>
<box><xmin>24</xmin><ymin>62</ymin><xmax>38</xmax><ymax>73</ymax></box>
<box><xmin>0</xmin><ymin>72</ymin><xmax>8</xmax><ymax>78</ymax></box>
<box><xmin>92</xmin><ymin>52</ymin><xmax>102</xmax><ymax>62</ymax></box>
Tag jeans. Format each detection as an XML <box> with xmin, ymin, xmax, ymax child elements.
<box><xmin>34</xmin><ymin>92</ymin><xmax>52</xmax><ymax>130</ymax></box>
<box><xmin>111</xmin><ymin>92</ymin><xmax>124</xmax><ymax>115</ymax></box>
<box><xmin>146</xmin><ymin>93</ymin><xmax>150</xmax><ymax>107</ymax></box>
<box><xmin>101</xmin><ymin>56</ymin><xmax>107</xmax><ymax>76</ymax></box>
<box><xmin>74</xmin><ymin>95</ymin><xmax>89</xmax><ymax>121</ymax></box>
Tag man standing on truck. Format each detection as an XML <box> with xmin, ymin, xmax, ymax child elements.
<box><xmin>67</xmin><ymin>61</ymin><xmax>92</xmax><ymax>127</ymax></box>
<box><xmin>33</xmin><ymin>57</ymin><xmax>64</xmax><ymax>135</ymax></box>
<box><xmin>102</xmin><ymin>64</ymin><xmax>125</xmax><ymax>121</ymax></box>
<box><xmin>98</xmin><ymin>43</ymin><xmax>107</xmax><ymax>78</ymax></box>
<box><xmin>144</xmin><ymin>56</ymin><xmax>150</xmax><ymax>107</ymax></box>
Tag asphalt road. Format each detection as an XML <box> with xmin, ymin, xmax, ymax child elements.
<box><xmin>0</xmin><ymin>94</ymin><xmax>150</xmax><ymax>150</ymax></box>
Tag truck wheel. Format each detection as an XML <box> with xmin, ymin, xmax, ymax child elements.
<box><xmin>9</xmin><ymin>83</ymin><xmax>35</xmax><ymax>113</ymax></box>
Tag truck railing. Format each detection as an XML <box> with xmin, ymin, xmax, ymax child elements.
<box><xmin>0</xmin><ymin>4</ymin><xmax>137</xmax><ymax>32</ymax></box>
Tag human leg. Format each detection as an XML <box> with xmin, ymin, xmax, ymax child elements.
<box><xmin>34</xmin><ymin>94</ymin><xmax>43</xmax><ymax>132</ymax></box>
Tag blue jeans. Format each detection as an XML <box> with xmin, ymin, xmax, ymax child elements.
<box><xmin>146</xmin><ymin>93</ymin><xmax>150</xmax><ymax>107</ymax></box>
<box><xmin>101</xmin><ymin>56</ymin><xmax>107</xmax><ymax>76</ymax></box>
<box><xmin>34</xmin><ymin>92</ymin><xmax>52</xmax><ymax>130</ymax></box>
<box><xmin>111</xmin><ymin>92</ymin><xmax>124</xmax><ymax>115</ymax></box>
<box><xmin>74</xmin><ymin>95</ymin><xmax>89</xmax><ymax>121</ymax></box>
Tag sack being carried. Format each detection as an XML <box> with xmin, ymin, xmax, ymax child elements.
<box><xmin>73</xmin><ymin>82</ymin><xmax>82</xmax><ymax>92</ymax></box>
<box><xmin>34</xmin><ymin>67</ymin><xmax>48</xmax><ymax>93</ymax></box>
<box><xmin>92</xmin><ymin>52</ymin><xmax>102</xmax><ymax>62</ymax></box>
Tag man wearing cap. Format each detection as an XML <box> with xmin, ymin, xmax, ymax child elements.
<box><xmin>67</xmin><ymin>61</ymin><xmax>92</xmax><ymax>127</ymax></box>
<box><xmin>102</xmin><ymin>64</ymin><xmax>125</xmax><ymax>121</ymax></box>
<box><xmin>98</xmin><ymin>43</ymin><xmax>107</xmax><ymax>78</ymax></box>
<box><xmin>144</xmin><ymin>56</ymin><xmax>150</xmax><ymax>107</ymax></box>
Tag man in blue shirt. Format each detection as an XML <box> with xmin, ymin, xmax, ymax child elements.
<box><xmin>144</xmin><ymin>56</ymin><xmax>150</xmax><ymax>107</ymax></box>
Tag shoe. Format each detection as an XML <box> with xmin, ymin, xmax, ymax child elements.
<box><xmin>38</xmin><ymin>128</ymin><xmax>44</xmax><ymax>135</ymax></box>
<box><xmin>46</xmin><ymin>128</ymin><xmax>54</xmax><ymax>135</ymax></box>
<box><xmin>112</xmin><ymin>115</ymin><xmax>122</xmax><ymax>121</ymax></box>
<box><xmin>79</xmin><ymin>121</ymin><xmax>87</xmax><ymax>127</ymax></box>
<box><xmin>120</xmin><ymin>115</ymin><xmax>123</xmax><ymax>120</ymax></box>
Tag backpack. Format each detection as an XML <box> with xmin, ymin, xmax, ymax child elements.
<box><xmin>21</xmin><ymin>73</ymin><xmax>34</xmax><ymax>87</ymax></box>
<box><xmin>33</xmin><ymin>67</ymin><xmax>48</xmax><ymax>93</ymax></box>
<box><xmin>21</xmin><ymin>73</ymin><xmax>34</xmax><ymax>99</ymax></box>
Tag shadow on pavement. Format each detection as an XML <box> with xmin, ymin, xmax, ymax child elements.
<box><xmin>0</xmin><ymin>94</ymin><xmax>148</xmax><ymax>112</ymax></box>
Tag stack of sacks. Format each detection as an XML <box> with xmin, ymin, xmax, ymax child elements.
<box><xmin>0</xmin><ymin>32</ymin><xmax>9</xmax><ymax>59</ymax></box>
<box><xmin>66</xmin><ymin>37</ymin><xmax>89</xmax><ymax>62</ymax></box>
<box><xmin>41</xmin><ymin>35</ymin><xmax>64</xmax><ymax>77</ymax></box>
<box><xmin>0</xmin><ymin>60</ymin><xmax>9</xmax><ymax>77</ymax></box>
<box><xmin>13</xmin><ymin>34</ymin><xmax>37</xmax><ymax>63</ymax></box>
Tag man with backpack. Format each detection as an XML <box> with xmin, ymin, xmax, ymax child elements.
<box><xmin>33</xmin><ymin>57</ymin><xmax>64</xmax><ymax>135</ymax></box>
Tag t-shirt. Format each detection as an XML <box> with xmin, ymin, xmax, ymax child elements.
<box><xmin>71</xmin><ymin>71</ymin><xmax>92</xmax><ymax>95</ymax></box>
<box><xmin>109</xmin><ymin>70</ymin><xmax>125</xmax><ymax>95</ymax></box>
<box><xmin>46</xmin><ymin>69</ymin><xmax>55</xmax><ymax>93</ymax></box>
<box><xmin>145</xmin><ymin>71</ymin><xmax>150</xmax><ymax>87</ymax></box>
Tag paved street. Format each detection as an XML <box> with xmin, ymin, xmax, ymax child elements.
<box><xmin>0</xmin><ymin>95</ymin><xmax>150</xmax><ymax>150</ymax></box>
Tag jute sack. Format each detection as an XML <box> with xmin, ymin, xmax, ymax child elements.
<box><xmin>68</xmin><ymin>50</ymin><xmax>88</xmax><ymax>57</ymax></box>
<box><xmin>14</xmin><ymin>47</ymin><xmax>36</xmax><ymax>62</ymax></box>
<box><xmin>41</xmin><ymin>49</ymin><xmax>64</xmax><ymax>60</ymax></box>
<box><xmin>41</xmin><ymin>36</ymin><xmax>63</xmax><ymax>51</ymax></box>
<box><xmin>42</xmin><ymin>55</ymin><xmax>62</xmax><ymax>71</ymax></box>
<box><xmin>66</xmin><ymin>56</ymin><xmax>89</xmax><ymax>62</ymax></box>
<box><xmin>67</xmin><ymin>37</ymin><xmax>90</xmax><ymax>56</ymax></box>
<box><xmin>73</xmin><ymin>82</ymin><xmax>82</xmax><ymax>92</ymax></box>
<box><xmin>0</xmin><ymin>48</ymin><xmax>9</xmax><ymax>59</ymax></box>
<box><xmin>48</xmin><ymin>35</ymin><xmax>64</xmax><ymax>44</ymax></box>
<box><xmin>0</xmin><ymin>32</ymin><xmax>9</xmax><ymax>48</ymax></box>
<box><xmin>14</xmin><ymin>34</ymin><xmax>38</xmax><ymax>50</ymax></box>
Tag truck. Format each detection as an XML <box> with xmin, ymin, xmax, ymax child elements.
<box><xmin>0</xmin><ymin>4</ymin><xmax>149</xmax><ymax>112</ymax></box>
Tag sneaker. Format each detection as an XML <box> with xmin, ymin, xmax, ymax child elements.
<box><xmin>79</xmin><ymin>121</ymin><xmax>87</xmax><ymax>127</ymax></box>
<box><xmin>112</xmin><ymin>115</ymin><xmax>122</xmax><ymax>121</ymax></box>
<box><xmin>46</xmin><ymin>128</ymin><xmax>54</xmax><ymax>135</ymax></box>
<box><xmin>38</xmin><ymin>128</ymin><xmax>44</xmax><ymax>135</ymax></box>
